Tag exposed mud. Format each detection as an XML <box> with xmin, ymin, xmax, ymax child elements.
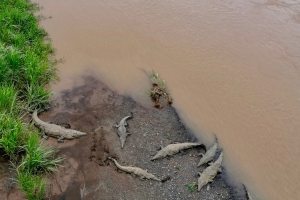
<box><xmin>0</xmin><ymin>76</ymin><xmax>245</xmax><ymax>199</ymax></box>
<box><xmin>0</xmin><ymin>150</ymin><xmax>26</xmax><ymax>200</ymax></box>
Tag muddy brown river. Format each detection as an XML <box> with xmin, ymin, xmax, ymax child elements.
<box><xmin>33</xmin><ymin>0</ymin><xmax>300</xmax><ymax>199</ymax></box>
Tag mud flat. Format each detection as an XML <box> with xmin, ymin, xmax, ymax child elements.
<box><xmin>0</xmin><ymin>76</ymin><xmax>246</xmax><ymax>199</ymax></box>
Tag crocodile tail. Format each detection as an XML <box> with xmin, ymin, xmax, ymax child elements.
<box><xmin>107</xmin><ymin>157</ymin><xmax>116</xmax><ymax>163</ymax></box>
<box><xmin>32</xmin><ymin>110</ymin><xmax>38</xmax><ymax>118</ymax></box>
<box><xmin>154</xmin><ymin>177</ymin><xmax>161</xmax><ymax>182</ymax></box>
<box><xmin>150</xmin><ymin>155</ymin><xmax>157</xmax><ymax>161</ymax></box>
<box><xmin>108</xmin><ymin>157</ymin><xmax>121</xmax><ymax>168</ymax></box>
<box><xmin>32</xmin><ymin>110</ymin><xmax>43</xmax><ymax>125</ymax></box>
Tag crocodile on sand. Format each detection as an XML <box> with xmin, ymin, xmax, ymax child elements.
<box><xmin>197</xmin><ymin>152</ymin><xmax>223</xmax><ymax>191</ymax></box>
<box><xmin>150</xmin><ymin>142</ymin><xmax>201</xmax><ymax>161</ymax></box>
<box><xmin>32</xmin><ymin>110</ymin><xmax>87</xmax><ymax>142</ymax></box>
<box><xmin>197</xmin><ymin>142</ymin><xmax>218</xmax><ymax>167</ymax></box>
<box><xmin>114</xmin><ymin>112</ymin><xmax>133</xmax><ymax>148</ymax></box>
<box><xmin>107</xmin><ymin>157</ymin><xmax>161</xmax><ymax>181</ymax></box>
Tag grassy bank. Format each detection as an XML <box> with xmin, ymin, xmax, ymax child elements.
<box><xmin>0</xmin><ymin>0</ymin><xmax>61</xmax><ymax>199</ymax></box>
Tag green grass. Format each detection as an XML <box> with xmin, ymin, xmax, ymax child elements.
<box><xmin>20</xmin><ymin>132</ymin><xmax>63</xmax><ymax>174</ymax></box>
<box><xmin>0</xmin><ymin>113</ymin><xmax>23</xmax><ymax>159</ymax></box>
<box><xmin>186</xmin><ymin>183</ymin><xmax>197</xmax><ymax>192</ymax></box>
<box><xmin>17</xmin><ymin>168</ymin><xmax>46</xmax><ymax>200</ymax></box>
<box><xmin>149</xmin><ymin>70</ymin><xmax>166</xmax><ymax>89</ymax></box>
<box><xmin>0</xmin><ymin>0</ymin><xmax>56</xmax><ymax>111</ymax></box>
<box><xmin>0</xmin><ymin>84</ymin><xmax>18</xmax><ymax>114</ymax></box>
<box><xmin>148</xmin><ymin>70</ymin><xmax>172</xmax><ymax>107</ymax></box>
<box><xmin>0</xmin><ymin>0</ymin><xmax>61</xmax><ymax>199</ymax></box>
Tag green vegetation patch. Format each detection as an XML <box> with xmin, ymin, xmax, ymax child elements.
<box><xmin>0</xmin><ymin>0</ymin><xmax>56</xmax><ymax>110</ymax></box>
<box><xmin>186</xmin><ymin>183</ymin><xmax>197</xmax><ymax>192</ymax></box>
<box><xmin>0</xmin><ymin>0</ymin><xmax>61</xmax><ymax>199</ymax></box>
<box><xmin>17</xmin><ymin>169</ymin><xmax>46</xmax><ymax>200</ymax></box>
<box><xmin>0</xmin><ymin>114</ymin><xmax>23</xmax><ymax>159</ymax></box>
<box><xmin>20</xmin><ymin>132</ymin><xmax>62</xmax><ymax>174</ymax></box>
<box><xmin>148</xmin><ymin>70</ymin><xmax>172</xmax><ymax>108</ymax></box>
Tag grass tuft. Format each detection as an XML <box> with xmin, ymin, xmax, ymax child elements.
<box><xmin>148</xmin><ymin>70</ymin><xmax>172</xmax><ymax>108</ymax></box>
<box><xmin>17</xmin><ymin>168</ymin><xmax>46</xmax><ymax>200</ymax></box>
<box><xmin>0</xmin><ymin>84</ymin><xmax>18</xmax><ymax>114</ymax></box>
<box><xmin>150</xmin><ymin>70</ymin><xmax>166</xmax><ymax>88</ymax></box>
<box><xmin>25</xmin><ymin>84</ymin><xmax>52</xmax><ymax>110</ymax></box>
<box><xmin>20</xmin><ymin>132</ymin><xmax>63</xmax><ymax>174</ymax></box>
<box><xmin>0</xmin><ymin>114</ymin><xmax>23</xmax><ymax>159</ymax></box>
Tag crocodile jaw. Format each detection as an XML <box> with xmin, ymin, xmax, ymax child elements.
<box><xmin>73</xmin><ymin>131</ymin><xmax>87</xmax><ymax>137</ymax></box>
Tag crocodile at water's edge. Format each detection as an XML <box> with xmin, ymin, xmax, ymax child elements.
<box><xmin>32</xmin><ymin>110</ymin><xmax>87</xmax><ymax>142</ymax></box>
<box><xmin>197</xmin><ymin>142</ymin><xmax>218</xmax><ymax>167</ymax></box>
<box><xmin>197</xmin><ymin>152</ymin><xmax>223</xmax><ymax>191</ymax></box>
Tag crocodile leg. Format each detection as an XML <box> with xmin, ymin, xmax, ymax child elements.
<box><xmin>179</xmin><ymin>149</ymin><xmax>187</xmax><ymax>155</ymax></box>
<box><xmin>207</xmin><ymin>184</ymin><xmax>211</xmax><ymax>191</ymax></box>
<box><xmin>41</xmin><ymin>127</ymin><xmax>48</xmax><ymax>140</ymax></box>
<box><xmin>117</xmin><ymin>129</ymin><xmax>122</xmax><ymax>137</ymax></box>
<box><xmin>43</xmin><ymin>133</ymin><xmax>49</xmax><ymax>140</ymax></box>
<box><xmin>57</xmin><ymin>136</ymin><xmax>64</xmax><ymax>143</ymax></box>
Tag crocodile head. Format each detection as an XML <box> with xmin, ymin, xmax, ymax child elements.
<box><xmin>72</xmin><ymin>130</ymin><xmax>87</xmax><ymax>138</ymax></box>
<box><xmin>197</xmin><ymin>178</ymin><xmax>209</xmax><ymax>191</ymax></box>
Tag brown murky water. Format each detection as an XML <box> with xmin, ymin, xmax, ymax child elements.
<box><xmin>33</xmin><ymin>0</ymin><xmax>300</xmax><ymax>199</ymax></box>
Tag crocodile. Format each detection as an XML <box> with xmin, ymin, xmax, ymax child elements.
<box><xmin>197</xmin><ymin>142</ymin><xmax>218</xmax><ymax>167</ymax></box>
<box><xmin>114</xmin><ymin>112</ymin><xmax>133</xmax><ymax>148</ymax></box>
<box><xmin>197</xmin><ymin>152</ymin><xmax>223</xmax><ymax>191</ymax></box>
<box><xmin>107</xmin><ymin>157</ymin><xmax>161</xmax><ymax>181</ymax></box>
<box><xmin>150</xmin><ymin>142</ymin><xmax>201</xmax><ymax>161</ymax></box>
<box><xmin>32</xmin><ymin>110</ymin><xmax>87</xmax><ymax>142</ymax></box>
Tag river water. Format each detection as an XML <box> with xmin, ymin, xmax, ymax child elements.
<box><xmin>33</xmin><ymin>0</ymin><xmax>300</xmax><ymax>199</ymax></box>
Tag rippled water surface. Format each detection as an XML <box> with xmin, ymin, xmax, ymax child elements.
<box><xmin>33</xmin><ymin>0</ymin><xmax>300</xmax><ymax>199</ymax></box>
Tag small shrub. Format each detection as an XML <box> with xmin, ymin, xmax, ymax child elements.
<box><xmin>148</xmin><ymin>70</ymin><xmax>172</xmax><ymax>108</ymax></box>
